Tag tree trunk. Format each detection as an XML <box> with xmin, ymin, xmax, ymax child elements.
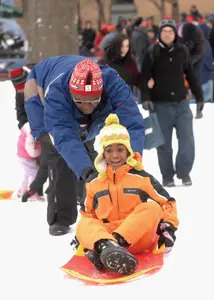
<box><xmin>171</xmin><ymin>0</ymin><xmax>179</xmax><ymax>22</ymax></box>
<box><xmin>160</xmin><ymin>0</ymin><xmax>166</xmax><ymax>19</ymax></box>
<box><xmin>23</xmin><ymin>0</ymin><xmax>78</xmax><ymax>64</ymax></box>
<box><xmin>95</xmin><ymin>0</ymin><xmax>106</xmax><ymax>28</ymax></box>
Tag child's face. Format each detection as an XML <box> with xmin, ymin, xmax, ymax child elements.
<box><xmin>103</xmin><ymin>143</ymin><xmax>129</xmax><ymax>170</ymax></box>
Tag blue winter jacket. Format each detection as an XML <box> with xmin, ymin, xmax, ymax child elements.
<box><xmin>25</xmin><ymin>55</ymin><xmax>145</xmax><ymax>179</ymax></box>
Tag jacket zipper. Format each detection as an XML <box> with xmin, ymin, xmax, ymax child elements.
<box><xmin>113</xmin><ymin>170</ymin><xmax>120</xmax><ymax>219</ymax></box>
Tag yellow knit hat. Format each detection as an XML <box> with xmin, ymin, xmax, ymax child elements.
<box><xmin>94</xmin><ymin>114</ymin><xmax>143</xmax><ymax>179</ymax></box>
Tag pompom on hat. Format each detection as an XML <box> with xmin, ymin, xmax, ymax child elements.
<box><xmin>69</xmin><ymin>59</ymin><xmax>103</xmax><ymax>96</ymax></box>
<box><xmin>94</xmin><ymin>114</ymin><xmax>143</xmax><ymax>180</ymax></box>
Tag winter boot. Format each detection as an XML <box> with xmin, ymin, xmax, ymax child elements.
<box><xmin>112</xmin><ymin>232</ymin><xmax>131</xmax><ymax>247</ymax></box>
<box><xmin>182</xmin><ymin>175</ymin><xmax>192</xmax><ymax>186</ymax></box>
<box><xmin>162</xmin><ymin>178</ymin><xmax>175</xmax><ymax>187</ymax></box>
<box><xmin>95</xmin><ymin>239</ymin><xmax>138</xmax><ymax>275</ymax></box>
<box><xmin>85</xmin><ymin>250</ymin><xmax>105</xmax><ymax>271</ymax></box>
<box><xmin>49</xmin><ymin>222</ymin><xmax>70</xmax><ymax>236</ymax></box>
<box><xmin>21</xmin><ymin>190</ymin><xmax>36</xmax><ymax>202</ymax></box>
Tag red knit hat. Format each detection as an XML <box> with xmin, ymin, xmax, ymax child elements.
<box><xmin>69</xmin><ymin>59</ymin><xmax>103</xmax><ymax>96</ymax></box>
<box><xmin>9</xmin><ymin>67</ymin><xmax>29</xmax><ymax>91</ymax></box>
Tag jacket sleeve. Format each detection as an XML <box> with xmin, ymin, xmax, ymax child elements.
<box><xmin>140</xmin><ymin>49</ymin><xmax>153</xmax><ymax>102</ymax></box>
<box><xmin>15</xmin><ymin>92</ymin><xmax>28</xmax><ymax>129</ymax></box>
<box><xmin>44</xmin><ymin>87</ymin><xmax>93</xmax><ymax>179</ymax></box>
<box><xmin>184</xmin><ymin>47</ymin><xmax>204</xmax><ymax>103</ymax></box>
<box><xmin>140</xmin><ymin>171</ymin><xmax>179</xmax><ymax>229</ymax></box>
<box><xmin>102</xmin><ymin>67</ymin><xmax>145</xmax><ymax>153</ymax></box>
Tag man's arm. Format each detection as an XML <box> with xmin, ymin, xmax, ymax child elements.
<box><xmin>140</xmin><ymin>49</ymin><xmax>154</xmax><ymax>101</ymax></box>
<box><xmin>44</xmin><ymin>88</ymin><xmax>93</xmax><ymax>179</ymax></box>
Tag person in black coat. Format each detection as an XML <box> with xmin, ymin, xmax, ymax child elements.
<box><xmin>181</xmin><ymin>22</ymin><xmax>206</xmax><ymax>82</ymax></box>
<box><xmin>82</xmin><ymin>20</ymin><xmax>96</xmax><ymax>46</ymax></box>
<box><xmin>141</xmin><ymin>19</ymin><xmax>204</xmax><ymax>187</ymax></box>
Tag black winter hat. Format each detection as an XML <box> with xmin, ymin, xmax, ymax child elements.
<box><xmin>159</xmin><ymin>19</ymin><xmax>177</xmax><ymax>33</ymax></box>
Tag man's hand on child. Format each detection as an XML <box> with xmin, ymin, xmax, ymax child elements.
<box><xmin>81</xmin><ymin>167</ymin><xmax>97</xmax><ymax>182</ymax></box>
<box><xmin>157</xmin><ymin>220</ymin><xmax>177</xmax><ymax>254</ymax></box>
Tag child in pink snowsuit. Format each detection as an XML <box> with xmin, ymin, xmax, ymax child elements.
<box><xmin>17</xmin><ymin>122</ymin><xmax>43</xmax><ymax>200</ymax></box>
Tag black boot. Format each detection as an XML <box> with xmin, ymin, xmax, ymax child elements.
<box><xmin>49</xmin><ymin>222</ymin><xmax>70</xmax><ymax>236</ymax></box>
<box><xmin>95</xmin><ymin>239</ymin><xmax>138</xmax><ymax>275</ymax></box>
<box><xmin>85</xmin><ymin>250</ymin><xmax>105</xmax><ymax>271</ymax></box>
<box><xmin>21</xmin><ymin>190</ymin><xmax>36</xmax><ymax>202</ymax></box>
<box><xmin>112</xmin><ymin>232</ymin><xmax>131</xmax><ymax>248</ymax></box>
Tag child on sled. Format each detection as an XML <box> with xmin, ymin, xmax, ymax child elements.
<box><xmin>76</xmin><ymin>114</ymin><xmax>179</xmax><ymax>276</ymax></box>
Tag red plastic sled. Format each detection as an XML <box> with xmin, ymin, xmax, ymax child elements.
<box><xmin>61</xmin><ymin>244</ymin><xmax>164</xmax><ymax>285</ymax></box>
<box><xmin>0</xmin><ymin>190</ymin><xmax>14</xmax><ymax>200</ymax></box>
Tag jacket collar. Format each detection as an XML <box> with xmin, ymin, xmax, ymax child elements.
<box><xmin>106</xmin><ymin>164</ymin><xmax>132</xmax><ymax>182</ymax></box>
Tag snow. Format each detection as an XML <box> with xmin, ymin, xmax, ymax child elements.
<box><xmin>0</xmin><ymin>80</ymin><xmax>214</xmax><ymax>300</ymax></box>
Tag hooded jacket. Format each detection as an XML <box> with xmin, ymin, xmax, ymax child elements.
<box><xmin>80</xmin><ymin>161</ymin><xmax>179</xmax><ymax>229</ymax></box>
<box><xmin>24</xmin><ymin>55</ymin><xmax>145</xmax><ymax>179</ymax></box>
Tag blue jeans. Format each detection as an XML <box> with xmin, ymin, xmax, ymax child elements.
<box><xmin>155</xmin><ymin>100</ymin><xmax>195</xmax><ymax>180</ymax></box>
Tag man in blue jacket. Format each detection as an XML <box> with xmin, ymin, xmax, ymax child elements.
<box><xmin>24</xmin><ymin>56</ymin><xmax>145</xmax><ymax>236</ymax></box>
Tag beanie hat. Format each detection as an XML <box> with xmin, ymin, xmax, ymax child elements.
<box><xmin>159</xmin><ymin>19</ymin><xmax>177</xmax><ymax>33</ymax></box>
<box><xmin>69</xmin><ymin>59</ymin><xmax>103</xmax><ymax>96</ymax></box>
<box><xmin>9</xmin><ymin>67</ymin><xmax>30</xmax><ymax>91</ymax></box>
<box><xmin>94</xmin><ymin>114</ymin><xmax>143</xmax><ymax>180</ymax></box>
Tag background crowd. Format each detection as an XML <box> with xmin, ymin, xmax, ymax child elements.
<box><xmin>78</xmin><ymin>4</ymin><xmax>214</xmax><ymax>104</ymax></box>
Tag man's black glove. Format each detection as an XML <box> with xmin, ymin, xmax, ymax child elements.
<box><xmin>157</xmin><ymin>220</ymin><xmax>177</xmax><ymax>254</ymax></box>
<box><xmin>81</xmin><ymin>167</ymin><xmax>97</xmax><ymax>182</ymax></box>
<box><xmin>142</xmin><ymin>101</ymin><xmax>154</xmax><ymax>113</ymax></box>
<box><xmin>195</xmin><ymin>102</ymin><xmax>204</xmax><ymax>119</ymax></box>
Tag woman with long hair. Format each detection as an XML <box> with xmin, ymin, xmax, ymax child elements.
<box><xmin>99</xmin><ymin>33</ymin><xmax>141</xmax><ymax>89</ymax></box>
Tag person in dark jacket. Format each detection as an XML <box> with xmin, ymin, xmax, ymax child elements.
<box><xmin>141</xmin><ymin>19</ymin><xmax>204</xmax><ymax>187</ymax></box>
<box><xmin>24</xmin><ymin>56</ymin><xmax>145</xmax><ymax>236</ymax></box>
<box><xmin>82</xmin><ymin>20</ymin><xmax>96</xmax><ymax>46</ymax></box>
<box><xmin>79</xmin><ymin>41</ymin><xmax>95</xmax><ymax>57</ymax></box>
<box><xmin>180</xmin><ymin>22</ymin><xmax>206</xmax><ymax>84</ymax></box>
<box><xmin>99</xmin><ymin>33</ymin><xmax>140</xmax><ymax>89</ymax></box>
<box><xmin>9</xmin><ymin>67</ymin><xmax>29</xmax><ymax>129</ymax></box>
<box><xmin>131</xmin><ymin>17</ymin><xmax>150</xmax><ymax>71</ymax></box>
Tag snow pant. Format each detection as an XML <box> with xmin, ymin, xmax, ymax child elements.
<box><xmin>46</xmin><ymin>139</ymin><xmax>96</xmax><ymax>226</ymax></box>
<box><xmin>76</xmin><ymin>202</ymin><xmax>163</xmax><ymax>255</ymax></box>
<box><xmin>155</xmin><ymin>100</ymin><xmax>195</xmax><ymax>181</ymax></box>
<box><xmin>18</xmin><ymin>158</ymin><xmax>39</xmax><ymax>195</ymax></box>
<box><xmin>29</xmin><ymin>134</ymin><xmax>50</xmax><ymax>195</ymax></box>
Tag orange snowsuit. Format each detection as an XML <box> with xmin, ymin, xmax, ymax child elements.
<box><xmin>76</xmin><ymin>164</ymin><xmax>179</xmax><ymax>254</ymax></box>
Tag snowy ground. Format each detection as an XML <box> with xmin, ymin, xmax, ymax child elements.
<box><xmin>0</xmin><ymin>81</ymin><xmax>214</xmax><ymax>300</ymax></box>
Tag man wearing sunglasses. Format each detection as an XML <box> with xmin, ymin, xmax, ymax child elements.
<box><xmin>24</xmin><ymin>56</ymin><xmax>145</xmax><ymax>236</ymax></box>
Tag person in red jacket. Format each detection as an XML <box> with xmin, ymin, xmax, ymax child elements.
<box><xmin>76</xmin><ymin>114</ymin><xmax>179</xmax><ymax>276</ymax></box>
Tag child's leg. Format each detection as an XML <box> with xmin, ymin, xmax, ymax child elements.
<box><xmin>113</xmin><ymin>202</ymin><xmax>163</xmax><ymax>254</ymax></box>
<box><xmin>76</xmin><ymin>217</ymin><xmax>117</xmax><ymax>250</ymax></box>
<box><xmin>24</xmin><ymin>159</ymin><xmax>39</xmax><ymax>189</ymax></box>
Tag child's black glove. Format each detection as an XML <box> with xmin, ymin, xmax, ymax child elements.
<box><xmin>157</xmin><ymin>220</ymin><xmax>177</xmax><ymax>254</ymax></box>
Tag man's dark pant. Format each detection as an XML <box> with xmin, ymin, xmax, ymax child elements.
<box><xmin>155</xmin><ymin>100</ymin><xmax>195</xmax><ymax>181</ymax></box>
<box><xmin>46</xmin><ymin>139</ymin><xmax>96</xmax><ymax>226</ymax></box>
